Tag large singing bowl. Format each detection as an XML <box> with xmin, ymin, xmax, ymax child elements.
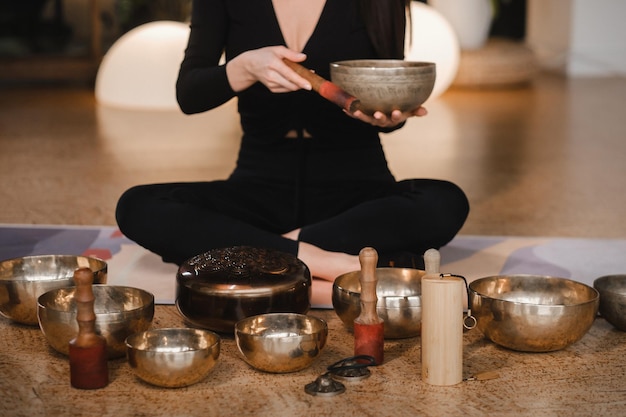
<box><xmin>330</xmin><ymin>59</ymin><xmax>436</xmax><ymax>116</ymax></box>
<box><xmin>469</xmin><ymin>275</ymin><xmax>599</xmax><ymax>352</ymax></box>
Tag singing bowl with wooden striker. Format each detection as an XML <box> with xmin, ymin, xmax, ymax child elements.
<box><xmin>235</xmin><ymin>313</ymin><xmax>328</xmax><ymax>373</ymax></box>
<box><xmin>469</xmin><ymin>275</ymin><xmax>599</xmax><ymax>352</ymax></box>
<box><xmin>125</xmin><ymin>328</ymin><xmax>221</xmax><ymax>388</ymax></box>
<box><xmin>593</xmin><ymin>275</ymin><xmax>626</xmax><ymax>331</ymax></box>
<box><xmin>37</xmin><ymin>284</ymin><xmax>154</xmax><ymax>358</ymax></box>
<box><xmin>176</xmin><ymin>246</ymin><xmax>311</xmax><ymax>333</ymax></box>
<box><xmin>0</xmin><ymin>255</ymin><xmax>107</xmax><ymax>325</ymax></box>
<box><xmin>329</xmin><ymin>59</ymin><xmax>435</xmax><ymax>116</ymax></box>
<box><xmin>332</xmin><ymin>267</ymin><xmax>425</xmax><ymax>339</ymax></box>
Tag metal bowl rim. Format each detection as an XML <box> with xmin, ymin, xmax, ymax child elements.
<box><xmin>37</xmin><ymin>284</ymin><xmax>155</xmax><ymax>313</ymax></box>
<box><xmin>333</xmin><ymin>267</ymin><xmax>423</xmax><ymax>300</ymax></box>
<box><xmin>0</xmin><ymin>254</ymin><xmax>108</xmax><ymax>281</ymax></box>
<box><xmin>234</xmin><ymin>313</ymin><xmax>327</xmax><ymax>337</ymax></box>
<box><xmin>593</xmin><ymin>274</ymin><xmax>626</xmax><ymax>296</ymax></box>
<box><xmin>333</xmin><ymin>288</ymin><xmax>422</xmax><ymax>302</ymax></box>
<box><xmin>330</xmin><ymin>59</ymin><xmax>436</xmax><ymax>70</ymax></box>
<box><xmin>125</xmin><ymin>327</ymin><xmax>221</xmax><ymax>352</ymax></box>
<box><xmin>469</xmin><ymin>274</ymin><xmax>599</xmax><ymax>307</ymax></box>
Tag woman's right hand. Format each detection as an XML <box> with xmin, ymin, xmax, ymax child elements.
<box><xmin>226</xmin><ymin>46</ymin><xmax>313</xmax><ymax>93</ymax></box>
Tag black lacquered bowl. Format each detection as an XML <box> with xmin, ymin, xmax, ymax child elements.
<box><xmin>176</xmin><ymin>246</ymin><xmax>311</xmax><ymax>333</ymax></box>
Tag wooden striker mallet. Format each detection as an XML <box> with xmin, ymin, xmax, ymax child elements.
<box><xmin>353</xmin><ymin>247</ymin><xmax>384</xmax><ymax>365</ymax></box>
<box><xmin>69</xmin><ymin>267</ymin><xmax>109</xmax><ymax>389</ymax></box>
<box><xmin>283</xmin><ymin>59</ymin><xmax>361</xmax><ymax>113</ymax></box>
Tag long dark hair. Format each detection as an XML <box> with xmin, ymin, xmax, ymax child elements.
<box><xmin>359</xmin><ymin>0</ymin><xmax>411</xmax><ymax>59</ymax></box>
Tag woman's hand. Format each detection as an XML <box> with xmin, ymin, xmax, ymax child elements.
<box><xmin>347</xmin><ymin>106</ymin><xmax>428</xmax><ymax>128</ymax></box>
<box><xmin>226</xmin><ymin>46</ymin><xmax>313</xmax><ymax>93</ymax></box>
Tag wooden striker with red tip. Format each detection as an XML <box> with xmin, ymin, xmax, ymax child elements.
<box><xmin>283</xmin><ymin>59</ymin><xmax>361</xmax><ymax>113</ymax></box>
<box><xmin>69</xmin><ymin>267</ymin><xmax>109</xmax><ymax>389</ymax></box>
<box><xmin>353</xmin><ymin>247</ymin><xmax>384</xmax><ymax>365</ymax></box>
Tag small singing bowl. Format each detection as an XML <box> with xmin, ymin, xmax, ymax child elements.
<box><xmin>330</xmin><ymin>59</ymin><xmax>436</xmax><ymax>116</ymax></box>
<box><xmin>234</xmin><ymin>313</ymin><xmax>328</xmax><ymax>373</ymax></box>
<box><xmin>469</xmin><ymin>275</ymin><xmax>599</xmax><ymax>352</ymax></box>
<box><xmin>125</xmin><ymin>328</ymin><xmax>221</xmax><ymax>388</ymax></box>
<box><xmin>38</xmin><ymin>285</ymin><xmax>154</xmax><ymax>359</ymax></box>
<box><xmin>0</xmin><ymin>254</ymin><xmax>107</xmax><ymax>325</ymax></box>
<box><xmin>332</xmin><ymin>268</ymin><xmax>424</xmax><ymax>339</ymax></box>
<box><xmin>593</xmin><ymin>275</ymin><xmax>626</xmax><ymax>331</ymax></box>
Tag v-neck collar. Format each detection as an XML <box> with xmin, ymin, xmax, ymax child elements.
<box><xmin>270</xmin><ymin>0</ymin><xmax>329</xmax><ymax>53</ymax></box>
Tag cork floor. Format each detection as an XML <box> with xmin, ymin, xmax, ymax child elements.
<box><xmin>1</xmin><ymin>73</ymin><xmax>626</xmax><ymax>416</ymax></box>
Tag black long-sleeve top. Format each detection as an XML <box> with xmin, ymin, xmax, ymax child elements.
<box><xmin>176</xmin><ymin>0</ymin><xmax>402</xmax><ymax>185</ymax></box>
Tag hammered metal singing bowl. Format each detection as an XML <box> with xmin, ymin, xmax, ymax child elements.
<box><xmin>593</xmin><ymin>275</ymin><xmax>626</xmax><ymax>331</ymax></box>
<box><xmin>235</xmin><ymin>313</ymin><xmax>328</xmax><ymax>373</ymax></box>
<box><xmin>469</xmin><ymin>275</ymin><xmax>599</xmax><ymax>352</ymax></box>
<box><xmin>0</xmin><ymin>254</ymin><xmax>107</xmax><ymax>325</ymax></box>
<box><xmin>332</xmin><ymin>267</ymin><xmax>425</xmax><ymax>339</ymax></box>
<box><xmin>330</xmin><ymin>59</ymin><xmax>436</xmax><ymax>116</ymax></box>
<box><xmin>38</xmin><ymin>284</ymin><xmax>154</xmax><ymax>358</ymax></box>
<box><xmin>125</xmin><ymin>328</ymin><xmax>221</xmax><ymax>388</ymax></box>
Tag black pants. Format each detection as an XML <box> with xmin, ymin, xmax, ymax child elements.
<box><xmin>115</xmin><ymin>178</ymin><xmax>469</xmax><ymax>268</ymax></box>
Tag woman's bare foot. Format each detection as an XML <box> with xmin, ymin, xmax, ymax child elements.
<box><xmin>296</xmin><ymin>241</ymin><xmax>360</xmax><ymax>282</ymax></box>
<box><xmin>311</xmin><ymin>278</ymin><xmax>334</xmax><ymax>308</ymax></box>
<box><xmin>282</xmin><ymin>230</ymin><xmax>360</xmax><ymax>307</ymax></box>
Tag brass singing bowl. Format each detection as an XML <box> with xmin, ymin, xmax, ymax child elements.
<box><xmin>126</xmin><ymin>328</ymin><xmax>221</xmax><ymax>388</ymax></box>
<box><xmin>38</xmin><ymin>284</ymin><xmax>154</xmax><ymax>358</ymax></box>
<box><xmin>593</xmin><ymin>275</ymin><xmax>626</xmax><ymax>331</ymax></box>
<box><xmin>332</xmin><ymin>267</ymin><xmax>424</xmax><ymax>339</ymax></box>
<box><xmin>330</xmin><ymin>59</ymin><xmax>436</xmax><ymax>116</ymax></box>
<box><xmin>235</xmin><ymin>313</ymin><xmax>328</xmax><ymax>373</ymax></box>
<box><xmin>0</xmin><ymin>254</ymin><xmax>107</xmax><ymax>325</ymax></box>
<box><xmin>469</xmin><ymin>275</ymin><xmax>599</xmax><ymax>352</ymax></box>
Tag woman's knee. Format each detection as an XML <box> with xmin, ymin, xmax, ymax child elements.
<box><xmin>401</xmin><ymin>179</ymin><xmax>469</xmax><ymax>215</ymax></box>
<box><xmin>115</xmin><ymin>185</ymin><xmax>154</xmax><ymax>235</ymax></box>
<box><xmin>400</xmin><ymin>179</ymin><xmax>469</xmax><ymax>239</ymax></box>
<box><xmin>439</xmin><ymin>180</ymin><xmax>470</xmax><ymax>218</ymax></box>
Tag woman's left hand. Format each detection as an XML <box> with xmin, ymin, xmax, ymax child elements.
<box><xmin>347</xmin><ymin>106</ymin><xmax>428</xmax><ymax>128</ymax></box>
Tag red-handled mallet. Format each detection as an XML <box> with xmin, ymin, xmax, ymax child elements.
<box><xmin>354</xmin><ymin>247</ymin><xmax>384</xmax><ymax>365</ymax></box>
<box><xmin>69</xmin><ymin>267</ymin><xmax>109</xmax><ymax>389</ymax></box>
<box><xmin>283</xmin><ymin>59</ymin><xmax>361</xmax><ymax>113</ymax></box>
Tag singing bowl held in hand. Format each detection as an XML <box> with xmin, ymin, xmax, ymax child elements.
<box><xmin>330</xmin><ymin>59</ymin><xmax>436</xmax><ymax>116</ymax></box>
<box><xmin>469</xmin><ymin>275</ymin><xmax>599</xmax><ymax>352</ymax></box>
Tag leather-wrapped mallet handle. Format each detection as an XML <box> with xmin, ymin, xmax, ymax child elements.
<box><xmin>356</xmin><ymin>247</ymin><xmax>380</xmax><ymax>325</ymax></box>
<box><xmin>74</xmin><ymin>268</ymin><xmax>96</xmax><ymax>327</ymax></box>
<box><xmin>69</xmin><ymin>267</ymin><xmax>109</xmax><ymax>389</ymax></box>
<box><xmin>283</xmin><ymin>59</ymin><xmax>361</xmax><ymax>113</ymax></box>
<box><xmin>354</xmin><ymin>247</ymin><xmax>384</xmax><ymax>365</ymax></box>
